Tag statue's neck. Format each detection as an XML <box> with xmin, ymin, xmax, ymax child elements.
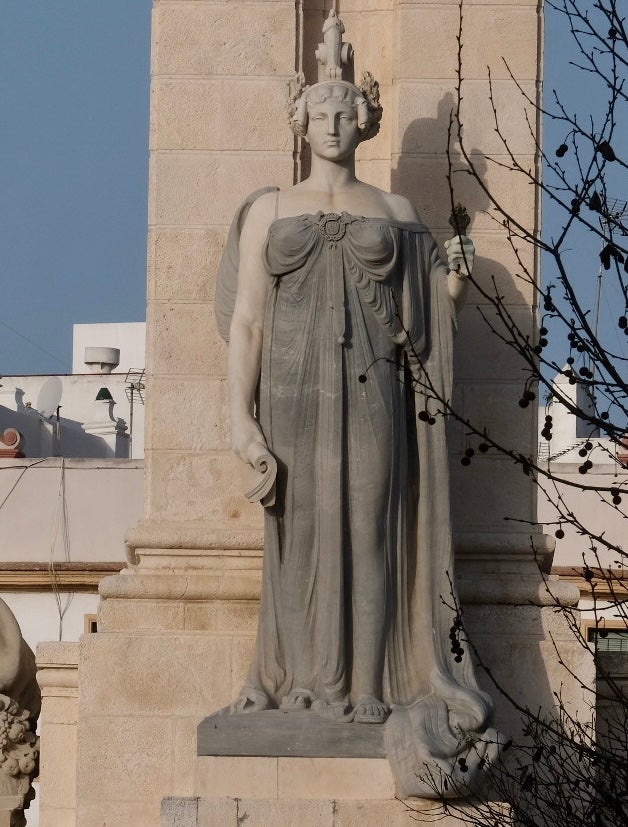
<box><xmin>306</xmin><ymin>154</ymin><xmax>357</xmax><ymax>191</ymax></box>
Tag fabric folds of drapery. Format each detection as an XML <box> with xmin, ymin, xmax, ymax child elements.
<box><xmin>215</xmin><ymin>195</ymin><xmax>499</xmax><ymax>798</ymax></box>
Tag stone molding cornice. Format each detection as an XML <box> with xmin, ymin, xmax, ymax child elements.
<box><xmin>552</xmin><ymin>565</ymin><xmax>628</xmax><ymax>601</ymax></box>
<box><xmin>0</xmin><ymin>563</ymin><xmax>124</xmax><ymax>591</ymax></box>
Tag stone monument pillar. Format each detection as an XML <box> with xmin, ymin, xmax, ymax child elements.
<box><xmin>68</xmin><ymin>1</ymin><xmax>592</xmax><ymax>825</ymax></box>
<box><xmin>74</xmin><ymin>2</ymin><xmax>296</xmax><ymax>824</ymax></box>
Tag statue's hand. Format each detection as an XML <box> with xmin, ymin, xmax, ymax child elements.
<box><xmin>444</xmin><ymin>235</ymin><xmax>475</xmax><ymax>278</ymax></box>
<box><xmin>231</xmin><ymin>416</ymin><xmax>268</xmax><ymax>467</ymax></box>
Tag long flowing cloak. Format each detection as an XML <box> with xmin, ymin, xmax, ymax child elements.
<box><xmin>216</xmin><ymin>194</ymin><xmax>498</xmax><ymax>798</ymax></box>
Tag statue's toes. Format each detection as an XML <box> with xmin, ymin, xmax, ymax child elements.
<box><xmin>352</xmin><ymin>696</ymin><xmax>389</xmax><ymax>724</ymax></box>
<box><xmin>281</xmin><ymin>688</ymin><xmax>313</xmax><ymax>710</ymax></box>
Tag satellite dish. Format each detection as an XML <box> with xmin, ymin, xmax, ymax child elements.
<box><xmin>36</xmin><ymin>377</ymin><xmax>63</xmax><ymax>419</ymax></box>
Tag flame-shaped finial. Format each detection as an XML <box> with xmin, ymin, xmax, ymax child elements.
<box><xmin>315</xmin><ymin>10</ymin><xmax>355</xmax><ymax>84</ymax></box>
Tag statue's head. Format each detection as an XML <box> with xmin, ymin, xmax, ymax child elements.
<box><xmin>287</xmin><ymin>11</ymin><xmax>383</xmax><ymax>144</ymax></box>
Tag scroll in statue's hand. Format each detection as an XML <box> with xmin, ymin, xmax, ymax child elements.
<box><xmin>243</xmin><ymin>446</ymin><xmax>277</xmax><ymax>507</ymax></box>
<box><xmin>231</xmin><ymin>418</ymin><xmax>277</xmax><ymax>507</ymax></box>
<box><xmin>444</xmin><ymin>235</ymin><xmax>475</xmax><ymax>278</ymax></box>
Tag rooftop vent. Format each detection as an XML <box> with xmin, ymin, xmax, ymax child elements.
<box><xmin>84</xmin><ymin>347</ymin><xmax>120</xmax><ymax>374</ymax></box>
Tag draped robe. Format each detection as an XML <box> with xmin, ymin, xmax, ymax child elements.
<box><xmin>216</xmin><ymin>192</ymin><xmax>499</xmax><ymax>797</ymax></box>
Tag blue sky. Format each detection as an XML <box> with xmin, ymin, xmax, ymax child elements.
<box><xmin>542</xmin><ymin>4</ymin><xmax>627</xmax><ymax>377</ymax></box>
<box><xmin>0</xmin><ymin>2</ymin><xmax>151</xmax><ymax>374</ymax></box>
<box><xmin>0</xmin><ymin>3</ymin><xmax>625</xmax><ymax>376</ymax></box>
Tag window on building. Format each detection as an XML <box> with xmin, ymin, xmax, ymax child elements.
<box><xmin>587</xmin><ymin>626</ymin><xmax>628</xmax><ymax>652</ymax></box>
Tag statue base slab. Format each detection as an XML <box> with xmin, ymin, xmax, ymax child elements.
<box><xmin>198</xmin><ymin>710</ymin><xmax>385</xmax><ymax>758</ymax></box>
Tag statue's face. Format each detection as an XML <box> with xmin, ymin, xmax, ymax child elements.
<box><xmin>306</xmin><ymin>97</ymin><xmax>361</xmax><ymax>161</ymax></box>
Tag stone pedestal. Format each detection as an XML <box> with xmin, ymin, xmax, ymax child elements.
<box><xmin>161</xmin><ymin>759</ymin><xmax>510</xmax><ymax>827</ymax></box>
<box><xmin>36</xmin><ymin>642</ymin><xmax>79</xmax><ymax>827</ymax></box>
<box><xmin>72</xmin><ymin>548</ymin><xmax>589</xmax><ymax>825</ymax></box>
<box><xmin>0</xmin><ymin>796</ymin><xmax>27</xmax><ymax>827</ymax></box>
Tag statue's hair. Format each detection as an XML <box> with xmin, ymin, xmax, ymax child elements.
<box><xmin>287</xmin><ymin>72</ymin><xmax>383</xmax><ymax>143</ymax></box>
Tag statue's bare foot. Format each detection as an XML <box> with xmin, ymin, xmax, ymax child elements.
<box><xmin>352</xmin><ymin>696</ymin><xmax>389</xmax><ymax>724</ymax></box>
<box><xmin>312</xmin><ymin>697</ymin><xmax>353</xmax><ymax>723</ymax></box>
<box><xmin>214</xmin><ymin>687</ymin><xmax>271</xmax><ymax>716</ymax></box>
<box><xmin>281</xmin><ymin>688</ymin><xmax>314</xmax><ymax>710</ymax></box>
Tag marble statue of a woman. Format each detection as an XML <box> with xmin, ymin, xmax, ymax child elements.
<box><xmin>215</xmin><ymin>10</ymin><xmax>500</xmax><ymax>797</ymax></box>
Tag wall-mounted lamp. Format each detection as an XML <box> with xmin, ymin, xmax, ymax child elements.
<box><xmin>95</xmin><ymin>387</ymin><xmax>114</xmax><ymax>403</ymax></box>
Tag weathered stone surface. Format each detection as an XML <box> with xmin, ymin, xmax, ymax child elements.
<box><xmin>451</xmin><ymin>455</ymin><xmax>534</xmax><ymax>532</ymax></box>
<box><xmin>196</xmin><ymin>797</ymin><xmax>239</xmax><ymax>827</ymax></box>
<box><xmin>465</xmin><ymin>604</ymin><xmax>595</xmax><ymax>737</ymax></box>
<box><xmin>165</xmin><ymin>795</ymin><xmax>508</xmax><ymax>826</ymax></box>
<box><xmin>152</xmin><ymin>3</ymin><xmax>295</xmax><ymax>77</ymax></box>
<box><xmin>36</xmin><ymin>642</ymin><xmax>78</xmax><ymax>827</ymax></box>
<box><xmin>198</xmin><ymin>710</ymin><xmax>385</xmax><ymax>758</ymax></box>
<box><xmin>146</xmin><ymin>450</ymin><xmax>262</xmax><ymax>526</ymax></box>
<box><xmin>235</xmin><ymin>799</ymin><xmax>335</xmax><ymax>827</ymax></box>
<box><xmin>161</xmin><ymin>796</ymin><xmax>199</xmax><ymax>827</ymax></box>
<box><xmin>194</xmin><ymin>756</ymin><xmax>278</xmax><ymax>799</ymax></box>
<box><xmin>79</xmin><ymin>634</ymin><xmax>234</xmax><ymax>717</ymax></box>
<box><xmin>333</xmin><ymin>799</ymin><xmax>460</xmax><ymax>826</ymax></box>
<box><xmin>277</xmin><ymin>757</ymin><xmax>395</xmax><ymax>800</ymax></box>
<box><xmin>147</xmin><ymin>301</ymin><xmax>225</xmax><ymax>377</ymax></box>
<box><xmin>395</xmin><ymin>5</ymin><xmax>539</xmax><ymax>80</ymax></box>
<box><xmin>183</xmin><ymin>600</ymin><xmax>258</xmax><ymax>634</ymax></box>
<box><xmin>448</xmin><ymin>380</ymin><xmax>537</xmax><ymax>455</ymax></box>
<box><xmin>78</xmin><ymin>800</ymin><xmax>160</xmax><ymax>827</ymax></box>
<box><xmin>453</xmin><ymin>305</ymin><xmax>534</xmax><ymax>379</ymax></box>
<box><xmin>148</xmin><ymin>227</ymin><xmax>227</xmax><ymax>304</ymax></box>
<box><xmin>149</xmin><ymin>153</ymin><xmax>293</xmax><ymax>227</ymax></box>
<box><xmin>391</xmin><ymin>155</ymin><xmax>537</xmax><ymax>232</ymax></box>
<box><xmin>393</xmin><ymin>79</ymin><xmax>537</xmax><ymax>157</ymax></box>
<box><xmin>145</xmin><ymin>377</ymin><xmax>229</xmax><ymax>452</ymax></box>
<box><xmin>98</xmin><ymin>598</ymin><xmax>186</xmax><ymax>633</ymax></box>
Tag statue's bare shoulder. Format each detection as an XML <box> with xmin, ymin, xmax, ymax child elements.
<box><xmin>243</xmin><ymin>190</ymin><xmax>278</xmax><ymax>236</ymax></box>
<box><xmin>382</xmin><ymin>191</ymin><xmax>421</xmax><ymax>223</ymax></box>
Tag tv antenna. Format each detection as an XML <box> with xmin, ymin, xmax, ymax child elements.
<box><xmin>125</xmin><ymin>369</ymin><xmax>145</xmax><ymax>439</ymax></box>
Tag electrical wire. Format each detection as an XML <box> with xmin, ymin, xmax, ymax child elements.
<box><xmin>0</xmin><ymin>459</ymin><xmax>47</xmax><ymax>511</ymax></box>
<box><xmin>48</xmin><ymin>459</ymin><xmax>73</xmax><ymax>641</ymax></box>
<box><xmin>0</xmin><ymin>317</ymin><xmax>71</xmax><ymax>371</ymax></box>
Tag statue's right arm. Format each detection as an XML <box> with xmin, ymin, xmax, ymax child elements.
<box><xmin>228</xmin><ymin>194</ymin><xmax>276</xmax><ymax>465</ymax></box>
